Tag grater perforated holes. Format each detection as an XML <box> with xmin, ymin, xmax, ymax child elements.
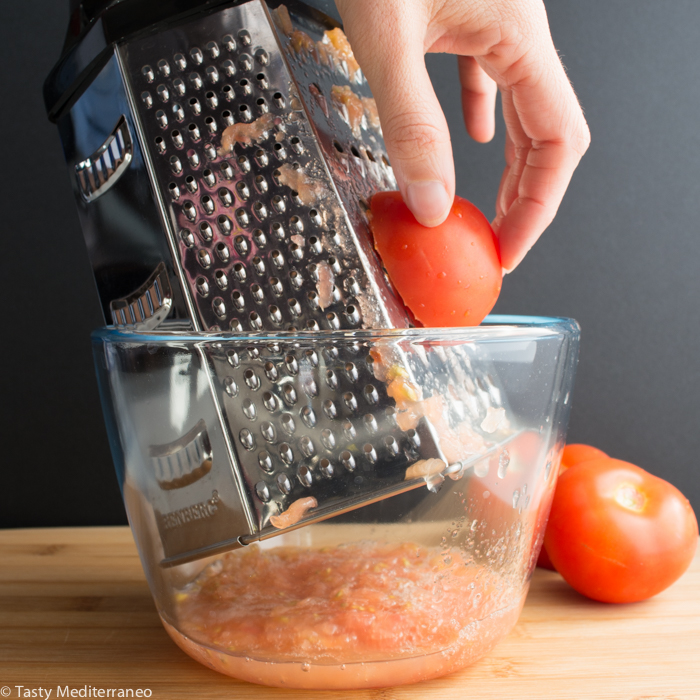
<box><xmin>256</xmin><ymin>73</ymin><xmax>269</xmax><ymax>89</ymax></box>
<box><xmin>271</xmin><ymin>221</ymin><xmax>285</xmax><ymax>240</ymax></box>
<box><xmin>284</xmin><ymin>353</ymin><xmax>299</xmax><ymax>375</ymax></box>
<box><xmin>183</xmin><ymin>201</ymin><xmax>197</xmax><ymax>221</ymax></box>
<box><xmin>324</xmin><ymin>345</ymin><xmax>339</xmax><ymax>361</ymax></box>
<box><xmin>255</xmin><ymin>482</ymin><xmax>271</xmax><ymax>502</ymax></box>
<box><xmin>141</xmin><ymin>91</ymin><xmax>153</xmax><ymax>108</ymax></box>
<box><xmin>343</xmin><ymin>420</ymin><xmax>357</xmax><ymax>440</ymax></box>
<box><xmin>239</xmin><ymin>79</ymin><xmax>252</xmax><ymax>96</ymax></box>
<box><xmin>233</xmin><ymin>235</ymin><xmax>249</xmax><ymax>255</ymax></box>
<box><xmin>242</xmin><ymin>398</ymin><xmax>257</xmax><ymax>420</ymax></box>
<box><xmin>251</xmin><ymin>284</ymin><xmax>264</xmax><ymax>302</ymax></box>
<box><xmin>169</xmin><ymin>155</ymin><xmax>182</xmax><ymax>173</ymax></box>
<box><xmin>184</xmin><ymin>174</ymin><xmax>196</xmax><ymax>191</ymax></box>
<box><xmin>273</xmin><ymin>92</ymin><xmax>285</xmax><ymax>108</ymax></box>
<box><xmin>224</xmin><ymin>376</ymin><xmax>238</xmax><ymax>396</ymax></box>
<box><xmin>328</xmin><ymin>256</ymin><xmax>341</xmax><ymax>274</ymax></box>
<box><xmin>205</xmin><ymin>91</ymin><xmax>218</xmax><ymax>109</ymax></box>
<box><xmin>261</xmin><ymin>421</ymin><xmax>276</xmax><ymax>443</ymax></box>
<box><xmin>157</xmin><ymin>84</ymin><xmax>170</xmax><ymax>102</ymax></box>
<box><xmin>269</xmin><ymin>277</ymin><xmax>283</xmax><ymax>295</ymax></box>
<box><xmin>244</xmin><ymin>368</ymin><xmax>260</xmax><ymax>390</ymax></box>
<box><xmin>189</xmin><ymin>72</ymin><xmax>203</xmax><ymax>90</ymax></box>
<box><xmin>174</xmin><ymin>53</ymin><xmax>187</xmax><ymax>71</ymax></box>
<box><xmin>326</xmin><ymin>370</ymin><xmax>338</xmax><ymax>389</ymax></box>
<box><xmin>155</xmin><ymin>136</ymin><xmax>166</xmax><ymax>153</ymax></box>
<box><xmin>168</xmin><ymin>182</ymin><xmax>180</xmax><ymax>200</ymax></box>
<box><xmin>156</xmin><ymin>110</ymin><xmax>168</xmax><ymax>128</ymax></box>
<box><xmin>188</xmin><ymin>122</ymin><xmax>201</xmax><ymax>141</ymax></box>
<box><xmin>189</xmin><ymin>47</ymin><xmax>204</xmax><ymax>65</ymax></box>
<box><xmin>239</xmin><ymin>54</ymin><xmax>253</xmax><ymax>71</ymax></box>
<box><xmin>290</xmin><ymin>136</ymin><xmax>303</xmax><ymax>154</ymax></box>
<box><xmin>142</xmin><ymin>65</ymin><xmax>155</xmax><ymax>82</ymax></box>
<box><xmin>277</xmin><ymin>472</ymin><xmax>292</xmax><ymax>493</ymax></box>
<box><xmin>255</xmin><ymin>48</ymin><xmax>270</xmax><ymax>66</ymax></box>
<box><xmin>271</xmin><ymin>250</ymin><xmax>284</xmax><ymax>269</ymax></box>
<box><xmin>197</xmin><ymin>249</ymin><xmax>212</xmax><ymax>268</ymax></box>
<box><xmin>233</xmin><ymin>262</ymin><xmax>248</xmax><ymax>282</ymax></box>
<box><xmin>309</xmin><ymin>209</ymin><xmax>322</xmax><ymax>226</ymax></box>
<box><xmin>206</xmin><ymin>41</ymin><xmax>220</xmax><ymax>59</ymax></box>
<box><xmin>254</xmin><ymin>174</ymin><xmax>268</xmax><ymax>193</ymax></box>
<box><xmin>288</xmin><ymin>298</ymin><xmax>301</xmax><ymax>316</ymax></box>
<box><xmin>343</xmin><ymin>392</ymin><xmax>358</xmax><ymax>412</ymax></box>
<box><xmin>222</xmin><ymin>84</ymin><xmax>234</xmax><ymax>101</ymax></box>
<box><xmin>341</xmin><ymin>451</ymin><xmax>356</xmax><ymax>471</ymax></box>
<box><xmin>215</xmin><ymin>242</ymin><xmax>230</xmax><ymax>262</ymax></box>
<box><xmin>323</xmin><ymin>399</ymin><xmax>338</xmax><ymax>420</ymax></box>
<box><xmin>239</xmin><ymin>428</ymin><xmax>255</xmax><ymax>450</ymax></box>
<box><xmin>308</xmin><ymin>237</ymin><xmax>322</xmax><ymax>255</ymax></box>
<box><xmin>189</xmin><ymin>97</ymin><xmax>202</xmax><ymax>115</ymax></box>
<box><xmin>303</xmin><ymin>378</ymin><xmax>318</xmax><ymax>398</ymax></box>
<box><xmin>363</xmin><ymin>384</ymin><xmax>379</xmax><ymax>405</ymax></box>
<box><xmin>299</xmin><ymin>436</ymin><xmax>315</xmax><ymax>458</ymax></box>
<box><xmin>198</xmin><ymin>222</ymin><xmax>213</xmax><ymax>241</ymax></box>
<box><xmin>307</xmin><ymin>319</ymin><xmax>320</xmax><ymax>330</ymax></box>
<box><xmin>187</xmin><ymin>150</ymin><xmax>199</xmax><ymax>167</ymax></box>
<box><xmin>298</xmin><ymin>464</ymin><xmax>313</xmax><ymax>487</ymax></box>
<box><xmin>273</xmin><ymin>142</ymin><xmax>286</xmax><ymax>159</ymax></box>
<box><xmin>283</xmin><ymin>385</ymin><xmax>298</xmax><ymax>407</ymax></box>
<box><xmin>279</xmin><ymin>442</ymin><xmax>293</xmax><ymax>463</ymax></box>
<box><xmin>203</xmin><ymin>169</ymin><xmax>216</xmax><ymax>187</ymax></box>
<box><xmin>218</xmin><ymin>187</ymin><xmax>233</xmax><ymax>206</ymax></box>
<box><xmin>249</xmin><ymin>311</ymin><xmax>263</xmax><ymax>329</ymax></box>
<box><xmin>196</xmin><ymin>276</ymin><xmax>209</xmax><ymax>297</ymax></box>
<box><xmin>180</xmin><ymin>228</ymin><xmax>195</xmax><ymax>247</ymax></box>
<box><xmin>236</xmin><ymin>208</ymin><xmax>250</xmax><ymax>227</ymax></box>
<box><xmin>363</xmin><ymin>414</ymin><xmax>379</xmax><ymax>434</ymax></box>
<box><xmin>237</xmin><ymin>155</ymin><xmax>251</xmax><ymax>173</ymax></box>
<box><xmin>272</xmin><ymin>195</ymin><xmax>286</xmax><ymax>213</ymax></box>
<box><xmin>254</xmin><ymin>148</ymin><xmax>268</xmax><ymax>166</ymax></box>
<box><xmin>222</xmin><ymin>110</ymin><xmax>234</xmax><ymax>126</ymax></box>
<box><xmin>320</xmin><ymin>429</ymin><xmax>335</xmax><ymax>450</ymax></box>
<box><xmin>320</xmin><ymin>459</ymin><xmax>334</xmax><ymax>478</ymax></box>
<box><xmin>229</xmin><ymin>318</ymin><xmax>243</xmax><ymax>331</ymax></box>
<box><xmin>214</xmin><ymin>270</ymin><xmax>228</xmax><ymax>289</ymax></box>
<box><xmin>406</xmin><ymin>428</ymin><xmax>420</xmax><ymax>449</ymax></box>
<box><xmin>269</xmin><ymin>305</ymin><xmax>282</xmax><ymax>324</ymax></box>
<box><xmin>384</xmin><ymin>435</ymin><xmax>400</xmax><ymax>456</ymax></box>
<box><xmin>363</xmin><ymin>443</ymin><xmax>378</xmax><ymax>463</ymax></box>
<box><xmin>201</xmin><ymin>195</ymin><xmax>215</xmax><ymax>214</ymax></box>
<box><xmin>262</xmin><ymin>391</ymin><xmax>278</xmax><ymax>412</ymax></box>
<box><xmin>301</xmin><ymin>405</ymin><xmax>317</xmax><ymax>428</ymax></box>
<box><xmin>258</xmin><ymin>450</ymin><xmax>273</xmax><ymax>472</ymax></box>
<box><xmin>236</xmin><ymin>181</ymin><xmax>250</xmax><ymax>200</ymax></box>
<box><xmin>222</xmin><ymin>60</ymin><xmax>236</xmax><ymax>78</ymax></box>
<box><xmin>345</xmin><ymin>362</ymin><xmax>359</xmax><ymax>383</ymax></box>
<box><xmin>326</xmin><ymin>312</ymin><xmax>340</xmax><ymax>330</ymax></box>
<box><xmin>213</xmin><ymin>297</ymin><xmax>226</xmax><ymax>318</ymax></box>
<box><xmin>222</xmin><ymin>34</ymin><xmax>236</xmax><ymax>52</ymax></box>
<box><xmin>232</xmin><ymin>290</ymin><xmax>245</xmax><ymax>310</ymax></box>
<box><xmin>206</xmin><ymin>66</ymin><xmax>220</xmax><ymax>84</ymax></box>
<box><xmin>257</xmin><ymin>97</ymin><xmax>269</xmax><ymax>115</ymax></box>
<box><xmin>205</xmin><ymin>116</ymin><xmax>218</xmax><ymax>134</ymax></box>
<box><xmin>345</xmin><ymin>305</ymin><xmax>361</xmax><ymax>325</ymax></box>
<box><xmin>247</xmin><ymin>346</ymin><xmax>260</xmax><ymax>360</ymax></box>
<box><xmin>238</xmin><ymin>29</ymin><xmax>252</xmax><ymax>46</ymax></box>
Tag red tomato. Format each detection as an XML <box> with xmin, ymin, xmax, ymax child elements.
<box><xmin>545</xmin><ymin>458</ymin><xmax>698</xmax><ymax>603</ymax></box>
<box><xmin>537</xmin><ymin>443</ymin><xmax>607</xmax><ymax>570</ymax></box>
<box><xmin>561</xmin><ymin>443</ymin><xmax>608</xmax><ymax>471</ymax></box>
<box><xmin>369</xmin><ymin>192</ymin><xmax>502</xmax><ymax>327</ymax></box>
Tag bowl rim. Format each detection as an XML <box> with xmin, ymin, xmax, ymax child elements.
<box><xmin>91</xmin><ymin>315</ymin><xmax>580</xmax><ymax>345</ymax></box>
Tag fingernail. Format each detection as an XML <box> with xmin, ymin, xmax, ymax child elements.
<box><xmin>405</xmin><ymin>181</ymin><xmax>451</xmax><ymax>226</ymax></box>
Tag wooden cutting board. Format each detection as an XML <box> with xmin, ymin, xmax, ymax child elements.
<box><xmin>0</xmin><ymin>527</ymin><xmax>698</xmax><ymax>699</ymax></box>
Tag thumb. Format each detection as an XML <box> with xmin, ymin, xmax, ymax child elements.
<box><xmin>338</xmin><ymin>2</ymin><xmax>454</xmax><ymax>226</ymax></box>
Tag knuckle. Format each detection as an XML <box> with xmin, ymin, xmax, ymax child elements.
<box><xmin>383</xmin><ymin>113</ymin><xmax>450</xmax><ymax>160</ymax></box>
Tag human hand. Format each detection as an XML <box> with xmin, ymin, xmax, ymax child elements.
<box><xmin>335</xmin><ymin>0</ymin><xmax>590</xmax><ymax>272</ymax></box>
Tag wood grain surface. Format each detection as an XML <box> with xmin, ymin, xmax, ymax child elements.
<box><xmin>0</xmin><ymin>527</ymin><xmax>698</xmax><ymax>699</ymax></box>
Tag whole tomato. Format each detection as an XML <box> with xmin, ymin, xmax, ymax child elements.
<box><xmin>369</xmin><ymin>192</ymin><xmax>502</xmax><ymax>327</ymax></box>
<box><xmin>537</xmin><ymin>443</ymin><xmax>608</xmax><ymax>570</ymax></box>
<box><xmin>545</xmin><ymin>458</ymin><xmax>698</xmax><ymax>603</ymax></box>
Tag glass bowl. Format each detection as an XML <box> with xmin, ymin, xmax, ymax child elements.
<box><xmin>92</xmin><ymin>315</ymin><xmax>579</xmax><ymax>689</ymax></box>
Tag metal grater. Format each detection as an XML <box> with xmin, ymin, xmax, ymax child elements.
<box><xmin>48</xmin><ymin>0</ymin><xmax>510</xmax><ymax>566</ymax></box>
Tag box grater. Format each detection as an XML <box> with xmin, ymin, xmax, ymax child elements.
<box><xmin>48</xmin><ymin>0</ymin><xmax>510</xmax><ymax>566</ymax></box>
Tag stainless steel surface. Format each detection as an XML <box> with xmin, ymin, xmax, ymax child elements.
<box><xmin>52</xmin><ymin>0</ymin><xmax>509</xmax><ymax>566</ymax></box>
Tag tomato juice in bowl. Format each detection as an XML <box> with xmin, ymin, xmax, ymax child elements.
<box><xmin>94</xmin><ymin>317</ymin><xmax>579</xmax><ymax>688</ymax></box>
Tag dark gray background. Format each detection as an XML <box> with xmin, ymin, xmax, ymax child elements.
<box><xmin>1</xmin><ymin>0</ymin><xmax>698</xmax><ymax>528</ymax></box>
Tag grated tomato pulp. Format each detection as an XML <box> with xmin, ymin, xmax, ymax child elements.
<box><xmin>164</xmin><ymin>540</ymin><xmax>526</xmax><ymax>688</ymax></box>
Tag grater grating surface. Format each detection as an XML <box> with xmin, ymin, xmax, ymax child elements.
<box><xmin>50</xmin><ymin>0</ymin><xmax>511</xmax><ymax>566</ymax></box>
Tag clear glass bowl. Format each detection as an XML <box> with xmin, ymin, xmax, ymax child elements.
<box><xmin>92</xmin><ymin>315</ymin><xmax>579</xmax><ymax>689</ymax></box>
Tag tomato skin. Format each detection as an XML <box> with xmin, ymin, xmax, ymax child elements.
<box><xmin>369</xmin><ymin>192</ymin><xmax>502</xmax><ymax>327</ymax></box>
<box><xmin>561</xmin><ymin>443</ymin><xmax>608</xmax><ymax>471</ymax></box>
<box><xmin>537</xmin><ymin>443</ymin><xmax>607</xmax><ymax>570</ymax></box>
<box><xmin>545</xmin><ymin>458</ymin><xmax>698</xmax><ymax>603</ymax></box>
